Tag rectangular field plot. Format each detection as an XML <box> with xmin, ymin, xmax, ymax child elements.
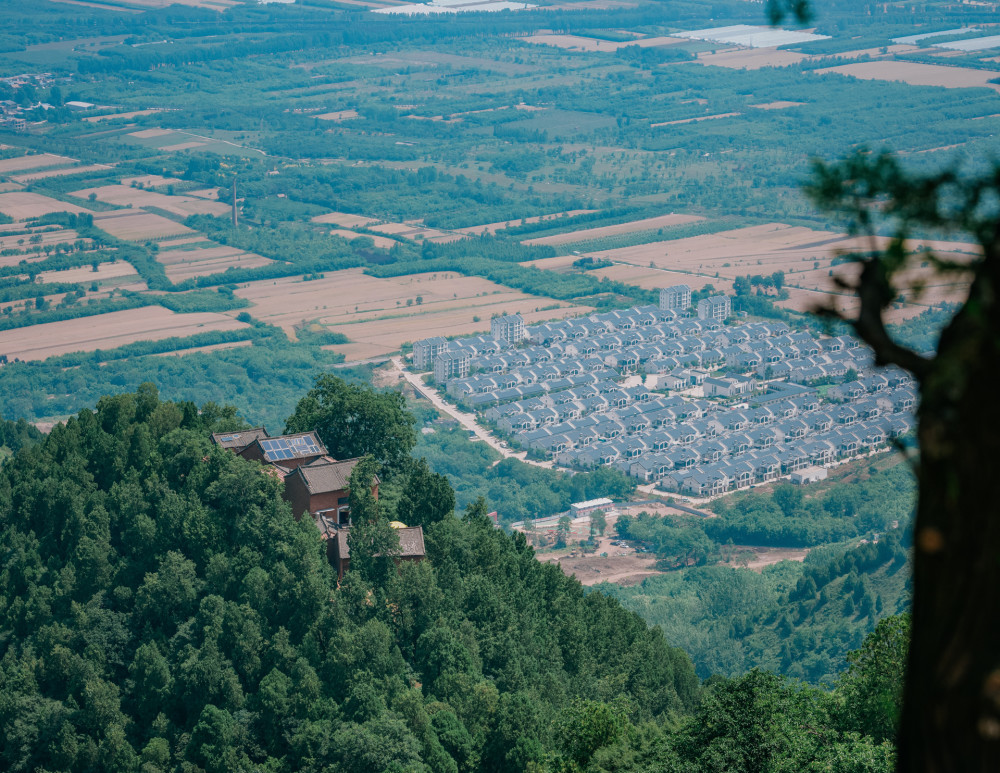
<box><xmin>0</xmin><ymin>192</ymin><xmax>90</xmax><ymax>220</ymax></box>
<box><xmin>118</xmin><ymin>175</ymin><xmax>187</xmax><ymax>188</ymax></box>
<box><xmin>586</xmin><ymin>223</ymin><xmax>865</xmax><ymax>273</ymax></box>
<box><xmin>82</xmin><ymin>108</ymin><xmax>165</xmax><ymax>123</ymax></box>
<box><xmin>325</xmin><ymin>299</ymin><xmax>589</xmax><ymax>362</ymax></box>
<box><xmin>156</xmin><ymin>243</ymin><xmax>275</xmax><ymax>281</ymax></box>
<box><xmin>815</xmin><ymin>60</ymin><xmax>1000</xmax><ymax>90</ymax></box>
<box><xmin>454</xmin><ymin>209</ymin><xmax>598</xmax><ymax>236</ymax></box>
<box><xmin>524</xmin><ymin>34</ymin><xmax>687</xmax><ymax>52</ymax></box>
<box><xmin>0</xmin><ymin>306</ymin><xmax>248</xmax><ymax>361</ymax></box>
<box><xmin>233</xmin><ymin>268</ymin><xmax>588</xmax><ymax>358</ymax></box>
<box><xmin>590</xmin><ymin>263</ymin><xmax>735</xmax><ymax>296</ymax></box>
<box><xmin>0</xmin><ymin>227</ymin><xmax>81</xmax><ymax>252</ymax></box>
<box><xmin>698</xmin><ymin>49</ymin><xmax>807</xmax><ymax>69</ymax></box>
<box><xmin>522</xmin><ymin>213</ymin><xmax>705</xmax><ymax>245</ymax></box>
<box><xmin>72</xmin><ymin>184</ymin><xmax>230</xmax><ymax>218</ymax></box>
<box><xmin>93</xmin><ymin>210</ymin><xmax>195</xmax><ymax>241</ymax></box>
<box><xmin>311</xmin><ymin>211</ymin><xmax>380</xmax><ymax>227</ymax></box>
<box><xmin>676</xmin><ymin>25</ymin><xmax>830</xmax><ymax>48</ymax></box>
<box><xmin>10</xmin><ymin>164</ymin><xmax>115</xmax><ymax>184</ymax></box>
<box><xmin>0</xmin><ymin>153</ymin><xmax>77</xmax><ymax>175</ymax></box>
<box><xmin>369</xmin><ymin>221</ymin><xmax>464</xmax><ymax>243</ymax></box>
<box><xmin>37</xmin><ymin>261</ymin><xmax>139</xmax><ymax>285</ymax></box>
<box><xmin>316</xmin><ymin>110</ymin><xmax>360</xmax><ymax>121</ymax></box>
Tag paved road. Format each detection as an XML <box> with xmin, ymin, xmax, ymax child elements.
<box><xmin>390</xmin><ymin>357</ymin><xmax>554</xmax><ymax>469</ymax></box>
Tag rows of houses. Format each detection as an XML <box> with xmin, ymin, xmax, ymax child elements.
<box><xmin>210</xmin><ymin>428</ymin><xmax>425</xmax><ymax>578</ymax></box>
<box><xmin>412</xmin><ymin>299</ymin><xmax>916</xmax><ymax>495</ymax></box>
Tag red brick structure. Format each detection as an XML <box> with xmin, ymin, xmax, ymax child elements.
<box><xmin>283</xmin><ymin>456</ymin><xmax>378</xmax><ymax>525</ymax></box>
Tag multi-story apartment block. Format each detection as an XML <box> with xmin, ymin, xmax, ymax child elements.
<box><xmin>434</xmin><ymin>350</ymin><xmax>471</xmax><ymax>383</ymax></box>
<box><xmin>413</xmin><ymin>336</ymin><xmax>449</xmax><ymax>370</ymax></box>
<box><xmin>491</xmin><ymin>313</ymin><xmax>526</xmax><ymax>344</ymax></box>
<box><xmin>659</xmin><ymin>284</ymin><xmax>692</xmax><ymax>313</ymax></box>
<box><xmin>697</xmin><ymin>295</ymin><xmax>731</xmax><ymax>322</ymax></box>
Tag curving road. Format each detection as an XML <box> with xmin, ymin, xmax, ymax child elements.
<box><xmin>390</xmin><ymin>357</ymin><xmax>553</xmax><ymax>469</ymax></box>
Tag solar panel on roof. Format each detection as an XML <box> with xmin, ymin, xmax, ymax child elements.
<box><xmin>219</xmin><ymin>434</ymin><xmax>238</xmax><ymax>443</ymax></box>
<box><xmin>260</xmin><ymin>436</ymin><xmax>322</xmax><ymax>460</ymax></box>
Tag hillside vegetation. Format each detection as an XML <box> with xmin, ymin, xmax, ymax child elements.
<box><xmin>0</xmin><ymin>384</ymin><xmax>906</xmax><ymax>772</ymax></box>
<box><xmin>605</xmin><ymin>530</ymin><xmax>912</xmax><ymax>684</ymax></box>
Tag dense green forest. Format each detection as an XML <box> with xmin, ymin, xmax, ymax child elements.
<box><xmin>0</xmin><ymin>385</ymin><xmax>906</xmax><ymax>771</ymax></box>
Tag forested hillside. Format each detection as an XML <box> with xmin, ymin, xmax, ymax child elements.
<box><xmin>0</xmin><ymin>385</ymin><xmax>697</xmax><ymax>772</ymax></box>
<box><xmin>605</xmin><ymin>530</ymin><xmax>911</xmax><ymax>683</ymax></box>
<box><xmin>0</xmin><ymin>384</ymin><xmax>906</xmax><ymax>772</ymax></box>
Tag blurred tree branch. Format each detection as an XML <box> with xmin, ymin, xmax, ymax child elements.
<box><xmin>806</xmin><ymin>150</ymin><xmax>1000</xmax><ymax>771</ymax></box>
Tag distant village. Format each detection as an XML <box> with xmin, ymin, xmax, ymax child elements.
<box><xmin>0</xmin><ymin>72</ymin><xmax>85</xmax><ymax>133</ymax></box>
<box><xmin>411</xmin><ymin>287</ymin><xmax>916</xmax><ymax>497</ymax></box>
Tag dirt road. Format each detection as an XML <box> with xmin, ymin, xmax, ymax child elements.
<box><xmin>390</xmin><ymin>357</ymin><xmax>554</xmax><ymax>469</ymax></box>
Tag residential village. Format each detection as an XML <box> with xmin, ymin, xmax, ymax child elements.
<box><xmin>0</xmin><ymin>72</ymin><xmax>79</xmax><ymax>133</ymax></box>
<box><xmin>411</xmin><ymin>286</ymin><xmax>917</xmax><ymax>499</ymax></box>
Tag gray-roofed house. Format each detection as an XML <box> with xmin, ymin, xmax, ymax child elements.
<box><xmin>284</xmin><ymin>456</ymin><xmax>375</xmax><ymax>525</ymax></box>
<box><xmin>211</xmin><ymin>427</ymin><xmax>270</xmax><ymax>454</ymax></box>
<box><xmin>331</xmin><ymin>523</ymin><xmax>425</xmax><ymax>580</ymax></box>
<box><xmin>239</xmin><ymin>431</ymin><xmax>327</xmax><ymax>471</ymax></box>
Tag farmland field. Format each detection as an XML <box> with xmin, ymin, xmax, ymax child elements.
<box><xmin>0</xmin><ymin>227</ymin><xmax>82</xmax><ymax>251</ymax></box>
<box><xmin>233</xmin><ymin>268</ymin><xmax>588</xmax><ymax>359</ymax></box>
<box><xmin>455</xmin><ymin>209</ymin><xmax>598</xmax><ymax>236</ymax></box>
<box><xmin>0</xmin><ymin>306</ymin><xmax>248</xmax><ymax>361</ymax></box>
<box><xmin>369</xmin><ymin>221</ymin><xmax>464</xmax><ymax>243</ymax></box>
<box><xmin>327</xmin><ymin>229</ymin><xmax>399</xmax><ymax>249</ymax></box>
<box><xmin>0</xmin><ymin>192</ymin><xmax>90</xmax><ymax>219</ymax></box>
<box><xmin>92</xmin><ymin>210</ymin><xmax>195</xmax><ymax>241</ymax></box>
<box><xmin>573</xmin><ymin>222</ymin><xmax>976</xmax><ymax>317</ymax></box>
<box><xmin>156</xmin><ymin>242</ymin><xmax>275</xmax><ymax>281</ymax></box>
<box><xmin>815</xmin><ymin>60</ymin><xmax>1000</xmax><ymax>90</ymax></box>
<box><xmin>36</xmin><ymin>260</ymin><xmax>138</xmax><ymax>285</ymax></box>
<box><xmin>323</xmin><ymin>296</ymin><xmax>590</xmax><ymax>362</ymax></box>
<box><xmin>73</xmin><ymin>184</ymin><xmax>230</xmax><ymax>217</ymax></box>
<box><xmin>522</xmin><ymin>213</ymin><xmax>706</xmax><ymax>245</ymax></box>
<box><xmin>10</xmin><ymin>163</ymin><xmax>115</xmax><ymax>183</ymax></box>
<box><xmin>697</xmin><ymin>48</ymin><xmax>807</xmax><ymax>69</ymax></box>
<box><xmin>310</xmin><ymin>211</ymin><xmax>380</xmax><ymax>227</ymax></box>
<box><xmin>524</xmin><ymin>34</ymin><xmax>688</xmax><ymax>52</ymax></box>
<box><xmin>0</xmin><ymin>153</ymin><xmax>77</xmax><ymax>175</ymax></box>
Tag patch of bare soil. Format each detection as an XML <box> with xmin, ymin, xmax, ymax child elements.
<box><xmin>723</xmin><ymin>545</ymin><xmax>809</xmax><ymax>572</ymax></box>
<box><xmin>541</xmin><ymin>534</ymin><xmax>661</xmax><ymax>586</ymax></box>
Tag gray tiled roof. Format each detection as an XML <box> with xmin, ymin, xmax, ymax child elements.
<box><xmin>296</xmin><ymin>456</ymin><xmax>364</xmax><ymax>494</ymax></box>
<box><xmin>335</xmin><ymin>525</ymin><xmax>425</xmax><ymax>560</ymax></box>
<box><xmin>211</xmin><ymin>427</ymin><xmax>269</xmax><ymax>451</ymax></box>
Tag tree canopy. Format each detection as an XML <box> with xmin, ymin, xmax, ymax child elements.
<box><xmin>0</xmin><ymin>385</ymin><xmax>709</xmax><ymax>773</ymax></box>
<box><xmin>285</xmin><ymin>374</ymin><xmax>417</xmax><ymax>476</ymax></box>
